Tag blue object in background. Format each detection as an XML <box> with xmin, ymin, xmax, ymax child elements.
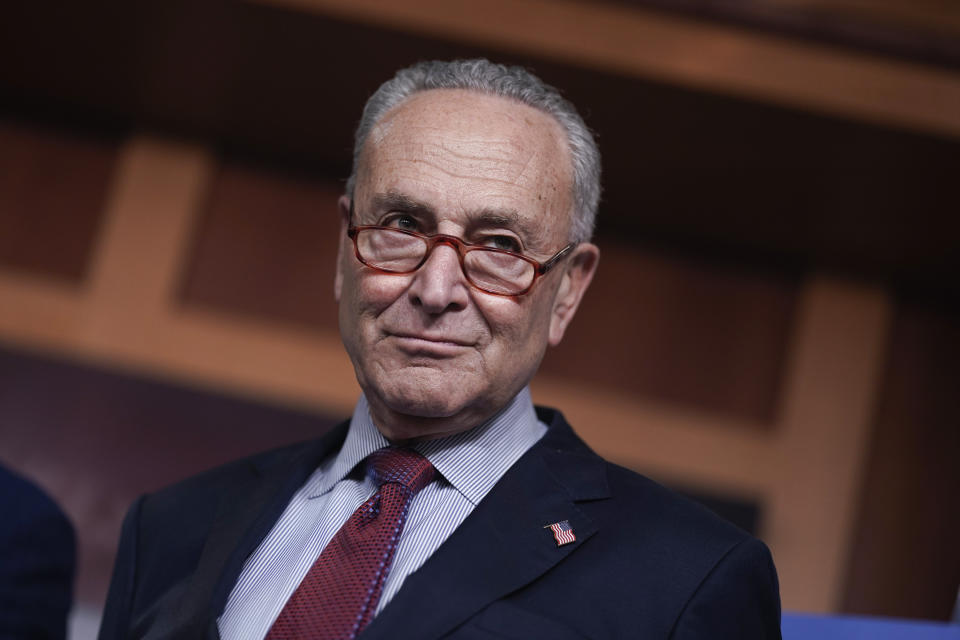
<box><xmin>782</xmin><ymin>613</ymin><xmax>960</xmax><ymax>639</ymax></box>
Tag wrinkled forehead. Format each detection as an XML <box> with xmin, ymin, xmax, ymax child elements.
<box><xmin>356</xmin><ymin>89</ymin><xmax>575</xmax><ymax>225</ymax></box>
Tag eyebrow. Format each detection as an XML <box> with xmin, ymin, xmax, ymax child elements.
<box><xmin>369</xmin><ymin>192</ymin><xmax>434</xmax><ymax>217</ymax></box>
<box><xmin>472</xmin><ymin>209</ymin><xmax>537</xmax><ymax>244</ymax></box>
<box><xmin>368</xmin><ymin>191</ymin><xmax>539</xmax><ymax>244</ymax></box>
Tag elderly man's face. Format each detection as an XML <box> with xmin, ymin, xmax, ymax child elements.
<box><xmin>336</xmin><ymin>89</ymin><xmax>597</xmax><ymax>441</ymax></box>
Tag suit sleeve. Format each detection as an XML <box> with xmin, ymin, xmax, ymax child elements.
<box><xmin>670</xmin><ymin>537</ymin><xmax>782</xmax><ymax>640</ymax></box>
<box><xmin>98</xmin><ymin>496</ymin><xmax>145</xmax><ymax>640</ymax></box>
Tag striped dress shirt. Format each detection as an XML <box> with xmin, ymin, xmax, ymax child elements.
<box><xmin>217</xmin><ymin>387</ymin><xmax>547</xmax><ymax>640</ymax></box>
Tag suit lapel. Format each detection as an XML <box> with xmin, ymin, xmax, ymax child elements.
<box><xmin>360</xmin><ymin>414</ymin><xmax>608</xmax><ymax>640</ymax></box>
<box><xmin>159</xmin><ymin>423</ymin><xmax>350</xmax><ymax>637</ymax></box>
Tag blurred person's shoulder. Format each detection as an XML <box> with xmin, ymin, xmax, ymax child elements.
<box><xmin>0</xmin><ymin>464</ymin><xmax>75</xmax><ymax>543</ymax></box>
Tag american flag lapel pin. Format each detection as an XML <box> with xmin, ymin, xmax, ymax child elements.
<box><xmin>544</xmin><ymin>520</ymin><xmax>576</xmax><ymax>547</ymax></box>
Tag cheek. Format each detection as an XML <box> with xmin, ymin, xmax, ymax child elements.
<box><xmin>344</xmin><ymin>267</ymin><xmax>411</xmax><ymax>317</ymax></box>
<box><xmin>477</xmin><ymin>296</ymin><xmax>548</xmax><ymax>350</ymax></box>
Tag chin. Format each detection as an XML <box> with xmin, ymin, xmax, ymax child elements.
<box><xmin>386</xmin><ymin>385</ymin><xmax>469</xmax><ymax>419</ymax></box>
<box><xmin>370</xmin><ymin>368</ymin><xmax>479</xmax><ymax>419</ymax></box>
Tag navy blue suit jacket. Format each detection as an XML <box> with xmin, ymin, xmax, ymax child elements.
<box><xmin>99</xmin><ymin>408</ymin><xmax>781</xmax><ymax>639</ymax></box>
<box><xmin>0</xmin><ymin>465</ymin><xmax>76</xmax><ymax>640</ymax></box>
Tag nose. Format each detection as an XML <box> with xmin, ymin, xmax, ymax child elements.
<box><xmin>407</xmin><ymin>241</ymin><xmax>470</xmax><ymax>314</ymax></box>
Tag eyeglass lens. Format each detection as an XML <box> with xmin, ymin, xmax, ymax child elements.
<box><xmin>355</xmin><ymin>228</ymin><xmax>536</xmax><ymax>295</ymax></box>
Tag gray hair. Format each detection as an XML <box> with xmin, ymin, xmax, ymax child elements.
<box><xmin>346</xmin><ymin>59</ymin><xmax>601</xmax><ymax>243</ymax></box>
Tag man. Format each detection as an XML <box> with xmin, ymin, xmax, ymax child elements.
<box><xmin>0</xmin><ymin>464</ymin><xmax>75</xmax><ymax>639</ymax></box>
<box><xmin>99</xmin><ymin>59</ymin><xmax>781</xmax><ymax>639</ymax></box>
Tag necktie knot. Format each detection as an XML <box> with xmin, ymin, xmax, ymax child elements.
<box><xmin>367</xmin><ymin>447</ymin><xmax>435</xmax><ymax>494</ymax></box>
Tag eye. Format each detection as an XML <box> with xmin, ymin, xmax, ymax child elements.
<box><xmin>382</xmin><ymin>213</ymin><xmax>420</xmax><ymax>232</ymax></box>
<box><xmin>482</xmin><ymin>234</ymin><xmax>523</xmax><ymax>253</ymax></box>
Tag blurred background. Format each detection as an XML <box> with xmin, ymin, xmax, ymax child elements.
<box><xmin>0</xmin><ymin>0</ymin><xmax>957</xmax><ymax>636</ymax></box>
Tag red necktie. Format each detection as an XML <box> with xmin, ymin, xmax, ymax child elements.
<box><xmin>266</xmin><ymin>447</ymin><xmax>436</xmax><ymax>640</ymax></box>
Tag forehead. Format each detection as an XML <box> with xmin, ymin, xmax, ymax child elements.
<box><xmin>357</xmin><ymin>89</ymin><xmax>574</xmax><ymax>235</ymax></box>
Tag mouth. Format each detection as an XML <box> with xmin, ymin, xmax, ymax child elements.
<box><xmin>387</xmin><ymin>332</ymin><xmax>475</xmax><ymax>356</ymax></box>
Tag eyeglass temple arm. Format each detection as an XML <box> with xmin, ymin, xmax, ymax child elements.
<box><xmin>539</xmin><ymin>243</ymin><xmax>577</xmax><ymax>274</ymax></box>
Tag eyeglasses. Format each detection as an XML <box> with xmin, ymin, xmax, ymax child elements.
<box><xmin>347</xmin><ymin>225</ymin><xmax>576</xmax><ymax>297</ymax></box>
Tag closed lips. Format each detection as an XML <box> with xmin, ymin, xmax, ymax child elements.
<box><xmin>390</xmin><ymin>333</ymin><xmax>474</xmax><ymax>346</ymax></box>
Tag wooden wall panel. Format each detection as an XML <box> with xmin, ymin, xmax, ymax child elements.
<box><xmin>2</xmin><ymin>1</ymin><xmax>958</xmax><ymax>300</ymax></box>
<box><xmin>598</xmin><ymin>0</ymin><xmax>960</xmax><ymax>68</ymax></box>
<box><xmin>0</xmin><ymin>120</ymin><xmax>117</xmax><ymax>282</ymax></box>
<box><xmin>543</xmin><ymin>242</ymin><xmax>798</xmax><ymax>424</ymax></box>
<box><xmin>767</xmin><ymin>280</ymin><xmax>890</xmax><ymax>612</ymax></box>
<box><xmin>180</xmin><ymin>158</ymin><xmax>342</xmax><ymax>330</ymax></box>
<box><xmin>0</xmin><ymin>0</ymin><xmax>955</xmax><ymax>620</ymax></box>
<box><xmin>842</xmin><ymin>300</ymin><xmax>960</xmax><ymax>621</ymax></box>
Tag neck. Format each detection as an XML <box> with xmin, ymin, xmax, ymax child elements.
<box><xmin>369</xmin><ymin>404</ymin><xmax>492</xmax><ymax>444</ymax></box>
<box><xmin>363</xmin><ymin>391</ymin><xmax>525</xmax><ymax>444</ymax></box>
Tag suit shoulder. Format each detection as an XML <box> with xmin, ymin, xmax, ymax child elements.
<box><xmin>518</xmin><ymin>410</ymin><xmax>780</xmax><ymax>637</ymax></box>
<box><xmin>141</xmin><ymin>439</ymin><xmax>319</xmax><ymax>514</ymax></box>
<box><xmin>603</xmin><ymin>459</ymin><xmax>754</xmax><ymax>551</ymax></box>
<box><xmin>607</xmin><ymin>462</ymin><xmax>747</xmax><ymax>530</ymax></box>
<box><xmin>538</xmin><ymin>405</ymin><xmax>754</xmax><ymax>552</ymax></box>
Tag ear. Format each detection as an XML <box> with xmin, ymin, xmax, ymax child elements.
<box><xmin>334</xmin><ymin>194</ymin><xmax>352</xmax><ymax>302</ymax></box>
<box><xmin>548</xmin><ymin>242</ymin><xmax>599</xmax><ymax>346</ymax></box>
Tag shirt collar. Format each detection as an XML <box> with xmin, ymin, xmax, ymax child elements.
<box><xmin>308</xmin><ymin>395</ymin><xmax>391</xmax><ymax>497</ymax></box>
<box><xmin>308</xmin><ymin>387</ymin><xmax>545</xmax><ymax>505</ymax></box>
